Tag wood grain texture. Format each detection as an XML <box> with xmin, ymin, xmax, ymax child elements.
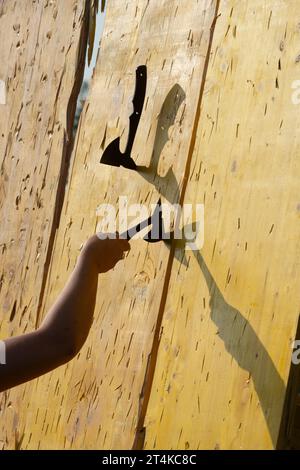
<box><xmin>9</xmin><ymin>0</ymin><xmax>217</xmax><ymax>449</ymax></box>
<box><xmin>0</xmin><ymin>0</ymin><xmax>88</xmax><ymax>449</ymax></box>
<box><xmin>1</xmin><ymin>0</ymin><xmax>298</xmax><ymax>451</ymax></box>
<box><xmin>144</xmin><ymin>0</ymin><xmax>300</xmax><ymax>450</ymax></box>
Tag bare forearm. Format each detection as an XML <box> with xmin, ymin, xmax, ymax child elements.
<box><xmin>0</xmin><ymin>234</ymin><xmax>129</xmax><ymax>392</ymax></box>
<box><xmin>40</xmin><ymin>251</ymin><xmax>99</xmax><ymax>354</ymax></box>
<box><xmin>1</xmin><ymin>329</ymin><xmax>69</xmax><ymax>391</ymax></box>
<box><xmin>0</xmin><ymin>251</ymin><xmax>98</xmax><ymax>392</ymax></box>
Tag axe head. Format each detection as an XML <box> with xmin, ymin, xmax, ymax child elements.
<box><xmin>143</xmin><ymin>199</ymin><xmax>173</xmax><ymax>243</ymax></box>
<box><xmin>100</xmin><ymin>137</ymin><xmax>137</xmax><ymax>170</ymax></box>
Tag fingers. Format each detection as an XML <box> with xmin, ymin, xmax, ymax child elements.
<box><xmin>107</xmin><ymin>248</ymin><xmax>128</xmax><ymax>271</ymax></box>
<box><xmin>115</xmin><ymin>232</ymin><xmax>130</xmax><ymax>248</ymax></box>
<box><xmin>113</xmin><ymin>240</ymin><xmax>130</xmax><ymax>261</ymax></box>
<box><xmin>97</xmin><ymin>232</ymin><xmax>130</xmax><ymax>252</ymax></box>
<box><xmin>111</xmin><ymin>235</ymin><xmax>130</xmax><ymax>267</ymax></box>
<box><xmin>118</xmin><ymin>238</ymin><xmax>131</xmax><ymax>252</ymax></box>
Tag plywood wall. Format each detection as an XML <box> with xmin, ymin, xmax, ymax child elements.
<box><xmin>143</xmin><ymin>0</ymin><xmax>300</xmax><ymax>450</ymax></box>
<box><xmin>0</xmin><ymin>0</ymin><xmax>299</xmax><ymax>450</ymax></box>
<box><xmin>0</xmin><ymin>0</ymin><xmax>88</xmax><ymax>449</ymax></box>
<box><xmin>11</xmin><ymin>0</ymin><xmax>217</xmax><ymax>450</ymax></box>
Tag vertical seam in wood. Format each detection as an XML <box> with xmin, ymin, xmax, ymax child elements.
<box><xmin>132</xmin><ymin>0</ymin><xmax>221</xmax><ymax>450</ymax></box>
<box><xmin>35</xmin><ymin>0</ymin><xmax>91</xmax><ymax>328</ymax></box>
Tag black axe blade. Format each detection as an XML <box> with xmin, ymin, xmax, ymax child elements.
<box><xmin>100</xmin><ymin>65</ymin><xmax>147</xmax><ymax>170</ymax></box>
<box><xmin>120</xmin><ymin>199</ymin><xmax>173</xmax><ymax>243</ymax></box>
<box><xmin>100</xmin><ymin>137</ymin><xmax>137</xmax><ymax>169</ymax></box>
<box><xmin>143</xmin><ymin>199</ymin><xmax>165</xmax><ymax>243</ymax></box>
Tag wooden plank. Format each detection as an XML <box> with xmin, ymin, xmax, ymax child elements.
<box><xmin>0</xmin><ymin>0</ymin><xmax>88</xmax><ymax>449</ymax></box>
<box><xmin>144</xmin><ymin>0</ymin><xmax>300</xmax><ymax>450</ymax></box>
<box><xmin>9</xmin><ymin>0</ymin><xmax>218</xmax><ymax>449</ymax></box>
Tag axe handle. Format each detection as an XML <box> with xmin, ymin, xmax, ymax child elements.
<box><xmin>124</xmin><ymin>65</ymin><xmax>147</xmax><ymax>156</ymax></box>
<box><xmin>120</xmin><ymin>215</ymin><xmax>153</xmax><ymax>240</ymax></box>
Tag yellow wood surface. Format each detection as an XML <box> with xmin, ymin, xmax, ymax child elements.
<box><xmin>144</xmin><ymin>0</ymin><xmax>300</xmax><ymax>450</ymax></box>
<box><xmin>8</xmin><ymin>0</ymin><xmax>216</xmax><ymax>449</ymax></box>
<box><xmin>0</xmin><ymin>0</ymin><xmax>88</xmax><ymax>449</ymax></box>
<box><xmin>0</xmin><ymin>0</ymin><xmax>299</xmax><ymax>450</ymax></box>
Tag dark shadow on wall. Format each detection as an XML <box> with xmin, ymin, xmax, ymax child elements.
<box><xmin>193</xmin><ymin>251</ymin><xmax>285</xmax><ymax>447</ymax></box>
<box><xmin>277</xmin><ymin>315</ymin><xmax>300</xmax><ymax>449</ymax></box>
<box><xmin>138</xmin><ymin>83</ymin><xmax>185</xmax><ymax>204</ymax></box>
<box><xmin>137</xmin><ymin>83</ymin><xmax>190</xmax><ymax>265</ymax></box>
<box><xmin>139</xmin><ymin>98</ymin><xmax>286</xmax><ymax>445</ymax></box>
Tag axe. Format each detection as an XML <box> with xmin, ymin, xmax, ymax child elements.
<box><xmin>120</xmin><ymin>199</ymin><xmax>173</xmax><ymax>243</ymax></box>
<box><xmin>100</xmin><ymin>65</ymin><xmax>147</xmax><ymax>170</ymax></box>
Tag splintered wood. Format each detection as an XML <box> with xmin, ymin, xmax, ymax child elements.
<box><xmin>0</xmin><ymin>0</ymin><xmax>88</xmax><ymax>449</ymax></box>
<box><xmin>22</xmin><ymin>0</ymin><xmax>215</xmax><ymax>450</ymax></box>
<box><xmin>144</xmin><ymin>0</ymin><xmax>300</xmax><ymax>450</ymax></box>
<box><xmin>0</xmin><ymin>0</ymin><xmax>300</xmax><ymax>450</ymax></box>
<box><xmin>0</xmin><ymin>0</ymin><xmax>216</xmax><ymax>449</ymax></box>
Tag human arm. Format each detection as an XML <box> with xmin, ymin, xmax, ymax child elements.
<box><xmin>0</xmin><ymin>234</ymin><xmax>130</xmax><ymax>392</ymax></box>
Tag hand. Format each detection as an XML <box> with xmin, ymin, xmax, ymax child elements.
<box><xmin>80</xmin><ymin>233</ymin><xmax>130</xmax><ymax>273</ymax></box>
